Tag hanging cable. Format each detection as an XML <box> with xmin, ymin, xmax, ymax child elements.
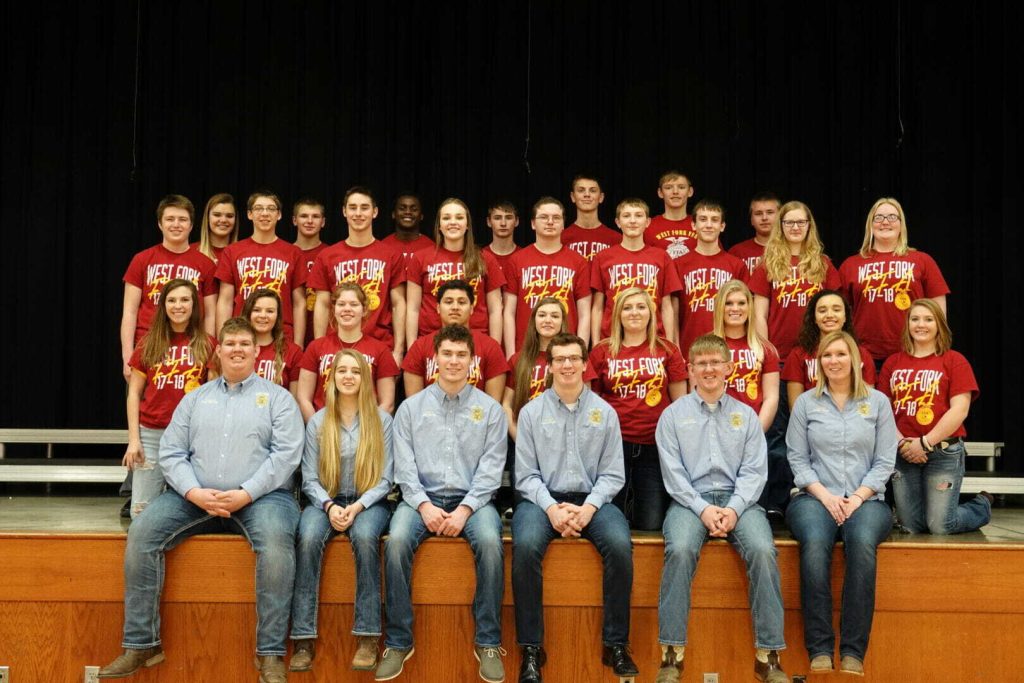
<box><xmin>522</xmin><ymin>0</ymin><xmax>532</xmax><ymax>174</ymax></box>
<box><xmin>130</xmin><ymin>0</ymin><xmax>142</xmax><ymax>180</ymax></box>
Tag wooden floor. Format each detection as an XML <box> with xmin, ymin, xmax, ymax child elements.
<box><xmin>1</xmin><ymin>497</ymin><xmax>1023</xmax><ymax>682</ymax></box>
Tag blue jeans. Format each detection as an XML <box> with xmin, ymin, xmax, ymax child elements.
<box><xmin>383</xmin><ymin>496</ymin><xmax>504</xmax><ymax>649</ymax></box>
<box><xmin>512</xmin><ymin>497</ymin><xmax>633</xmax><ymax>646</ymax></box>
<box><xmin>613</xmin><ymin>441</ymin><xmax>669</xmax><ymax>531</ymax></box>
<box><xmin>786</xmin><ymin>493</ymin><xmax>892</xmax><ymax>661</ymax></box>
<box><xmin>122</xmin><ymin>488</ymin><xmax>299</xmax><ymax>656</ymax></box>
<box><xmin>759</xmin><ymin>390</ymin><xmax>793</xmax><ymax>513</ymax></box>
<box><xmin>129</xmin><ymin>427</ymin><xmax>167</xmax><ymax>519</ymax></box>
<box><xmin>658</xmin><ymin>494</ymin><xmax>785</xmax><ymax>649</ymax></box>
<box><xmin>290</xmin><ymin>500</ymin><xmax>391</xmax><ymax>638</ymax></box>
<box><xmin>892</xmin><ymin>441</ymin><xmax>991</xmax><ymax>534</ymax></box>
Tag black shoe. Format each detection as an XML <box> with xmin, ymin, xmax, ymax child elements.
<box><xmin>120</xmin><ymin>500</ymin><xmax>131</xmax><ymax>519</ymax></box>
<box><xmin>518</xmin><ymin>645</ymin><xmax>545</xmax><ymax>682</ymax></box>
<box><xmin>602</xmin><ymin>645</ymin><xmax>639</xmax><ymax>676</ymax></box>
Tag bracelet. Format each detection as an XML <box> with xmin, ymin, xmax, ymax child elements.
<box><xmin>324</xmin><ymin>501</ymin><xmax>336</xmax><ymax>514</ymax></box>
<box><xmin>850</xmin><ymin>493</ymin><xmax>864</xmax><ymax>503</ymax></box>
<box><xmin>920</xmin><ymin>435</ymin><xmax>933</xmax><ymax>452</ymax></box>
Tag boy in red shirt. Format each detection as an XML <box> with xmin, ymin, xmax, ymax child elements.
<box><xmin>293</xmin><ymin>197</ymin><xmax>329</xmax><ymax>347</ymax></box>
<box><xmin>482</xmin><ymin>199</ymin><xmax>520</xmax><ymax>280</ymax></box>
<box><xmin>561</xmin><ymin>174</ymin><xmax>621</xmax><ymax>262</ymax></box>
<box><xmin>644</xmin><ymin>170</ymin><xmax>697</xmax><ymax>259</ymax></box>
<box><xmin>728</xmin><ymin>192</ymin><xmax>779</xmax><ymax>273</ymax></box>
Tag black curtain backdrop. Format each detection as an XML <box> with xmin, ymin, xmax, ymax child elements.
<box><xmin>1</xmin><ymin>1</ymin><xmax>1019</xmax><ymax>468</ymax></box>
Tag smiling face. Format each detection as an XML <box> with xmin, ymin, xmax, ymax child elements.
<box><xmin>343</xmin><ymin>192</ymin><xmax>379</xmax><ymax>234</ymax></box>
<box><xmin>570</xmin><ymin>178</ymin><xmax>604</xmax><ymax>213</ymax></box>
<box><xmin>870</xmin><ymin>201</ymin><xmax>902</xmax><ymax>247</ymax></box>
<box><xmin>615</xmin><ymin>203</ymin><xmax>650</xmax><ymax>239</ymax></box>
<box><xmin>657</xmin><ymin>176</ymin><xmax>693</xmax><ymax>210</ymax></box>
<box><xmin>438</xmin><ymin>201</ymin><xmax>469</xmax><ymax>247</ymax></box>
<box><xmin>159</xmin><ymin>207</ymin><xmax>193</xmax><ymax>248</ymax></box>
<box><xmin>814</xmin><ymin>294</ymin><xmax>846</xmax><ymax>334</ymax></box>
<box><xmin>820</xmin><ymin>338</ymin><xmax>853</xmax><ymax>388</ymax></box>
<box><xmin>248</xmin><ymin>295</ymin><xmax>279</xmax><ymax>336</ymax></box>
<box><xmin>434</xmin><ymin>339</ymin><xmax>472</xmax><ymax>386</ymax></box>
<box><xmin>722</xmin><ymin>290</ymin><xmax>749</xmax><ymax>329</ymax></box>
<box><xmin>333</xmin><ymin>353</ymin><xmax>363</xmax><ymax>397</ymax></box>
<box><xmin>208</xmin><ymin>202</ymin><xmax>236</xmax><ymax>239</ymax></box>
<box><xmin>293</xmin><ymin>204</ymin><xmax>325</xmax><ymax>239</ymax></box>
<box><xmin>907</xmin><ymin>304</ymin><xmax>938</xmax><ymax>347</ymax></box>
<box><xmin>393</xmin><ymin>195</ymin><xmax>423</xmax><ymax>232</ymax></box>
<box><xmin>247</xmin><ymin>196</ymin><xmax>281</xmax><ymax>235</ymax></box>
<box><xmin>164</xmin><ymin>285</ymin><xmax>194</xmax><ymax>331</ymax></box>
<box><xmin>689</xmin><ymin>350</ymin><xmax>732</xmax><ymax>399</ymax></box>
<box><xmin>438</xmin><ymin>288</ymin><xmax>472</xmax><ymax>326</ymax></box>
<box><xmin>534</xmin><ymin>302</ymin><xmax>564</xmax><ymax>340</ymax></box>
<box><xmin>217</xmin><ymin>331</ymin><xmax>258</xmax><ymax>382</ymax></box>
<box><xmin>549</xmin><ymin>342</ymin><xmax>586</xmax><ymax>392</ymax></box>
<box><xmin>694</xmin><ymin>207</ymin><xmax>726</xmax><ymax>245</ymax></box>
<box><xmin>333</xmin><ymin>290</ymin><xmax>366</xmax><ymax>331</ymax></box>
<box><xmin>619</xmin><ymin>293</ymin><xmax>651</xmax><ymax>334</ymax></box>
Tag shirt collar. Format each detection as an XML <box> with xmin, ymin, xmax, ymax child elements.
<box><xmin>217</xmin><ymin>371</ymin><xmax>259</xmax><ymax>392</ymax></box>
<box><xmin>426</xmin><ymin>380</ymin><xmax>474</xmax><ymax>405</ymax></box>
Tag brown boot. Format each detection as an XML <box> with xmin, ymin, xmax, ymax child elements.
<box><xmin>754</xmin><ymin>650</ymin><xmax>790</xmax><ymax>683</ymax></box>
<box><xmin>655</xmin><ymin>645</ymin><xmax>684</xmax><ymax>683</ymax></box>
<box><xmin>352</xmin><ymin>635</ymin><xmax>379</xmax><ymax>670</ymax></box>
<box><xmin>97</xmin><ymin>647</ymin><xmax>165</xmax><ymax>678</ymax></box>
<box><xmin>289</xmin><ymin>639</ymin><xmax>315</xmax><ymax>672</ymax></box>
<box><xmin>255</xmin><ymin>654</ymin><xmax>287</xmax><ymax>683</ymax></box>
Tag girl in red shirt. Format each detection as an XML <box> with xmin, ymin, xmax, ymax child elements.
<box><xmin>243</xmin><ymin>288</ymin><xmax>303</xmax><ymax>397</ymax></box>
<box><xmin>196</xmin><ymin>192</ymin><xmax>239</xmax><ymax>264</ymax></box>
<box><xmin>502</xmin><ymin>297</ymin><xmax>568</xmax><ymax>440</ymax></box>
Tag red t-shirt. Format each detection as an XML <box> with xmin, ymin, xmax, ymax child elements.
<box><xmin>298</xmin><ymin>242</ymin><xmax>329</xmax><ymax>347</ymax></box>
<box><xmin>407</xmin><ymin>247</ymin><xmax>506</xmax><ymax>336</ymax></box>
<box><xmin>748</xmin><ymin>256</ymin><xmax>841</xmax><ymax>359</ymax></box>
<box><xmin>482</xmin><ymin>244</ymin><xmax>519</xmax><ymax>283</ymax></box>
<box><xmin>129</xmin><ymin>333</ymin><xmax>216</xmax><ymax>429</ymax></box>
<box><xmin>781</xmin><ymin>344</ymin><xmax>877</xmax><ymax>391</ymax></box>
<box><xmin>644</xmin><ymin>214</ymin><xmax>696</xmax><ymax>259</ymax></box>
<box><xmin>561</xmin><ymin>223</ymin><xmax>621</xmax><ymax>262</ymax></box>
<box><xmin>589</xmin><ymin>340</ymin><xmax>688</xmax><ymax>444</ymax></box>
<box><xmin>300</xmin><ymin>334</ymin><xmax>400</xmax><ymax>410</ymax></box>
<box><xmin>214</xmin><ymin>238</ymin><xmax>306</xmax><ymax>328</ymax></box>
<box><xmin>839</xmin><ymin>250</ymin><xmax>950</xmax><ymax>360</ymax></box>
<box><xmin>254</xmin><ymin>340</ymin><xmax>304</xmax><ymax>387</ymax></box>
<box><xmin>590</xmin><ymin>245</ymin><xmax>683</xmax><ymax>340</ymax></box>
<box><xmin>307</xmin><ymin>240</ymin><xmax>406</xmax><ymax>345</ymax></box>
<box><xmin>878</xmin><ymin>350</ymin><xmax>978</xmax><ymax>439</ymax></box>
<box><xmin>507</xmin><ymin>352</ymin><xmax>550</xmax><ymax>403</ymax></box>
<box><xmin>674</xmin><ymin>250</ymin><xmax>748</xmax><ymax>358</ymax></box>
<box><xmin>402</xmin><ymin>330</ymin><xmax>509</xmax><ymax>388</ymax></box>
<box><xmin>728</xmin><ymin>238</ymin><xmax>767</xmax><ymax>274</ymax></box>
<box><xmin>505</xmin><ymin>245</ymin><xmax>591</xmax><ymax>347</ymax></box>
<box><xmin>123</xmin><ymin>244</ymin><xmax>217</xmax><ymax>343</ymax></box>
<box><xmin>722</xmin><ymin>336</ymin><xmax>780</xmax><ymax>414</ymax></box>
<box><xmin>381</xmin><ymin>233</ymin><xmax>435</xmax><ymax>279</ymax></box>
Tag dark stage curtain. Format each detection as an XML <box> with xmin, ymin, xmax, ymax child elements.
<box><xmin>1</xmin><ymin>1</ymin><xmax>1019</xmax><ymax>468</ymax></box>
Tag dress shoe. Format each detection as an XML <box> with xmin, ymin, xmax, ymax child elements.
<box><xmin>602</xmin><ymin>644</ymin><xmax>639</xmax><ymax>676</ymax></box>
<box><xmin>518</xmin><ymin>645</ymin><xmax>545</xmax><ymax>682</ymax></box>
<box><xmin>255</xmin><ymin>654</ymin><xmax>287</xmax><ymax>683</ymax></box>
<box><xmin>289</xmin><ymin>639</ymin><xmax>314</xmax><ymax>672</ymax></box>
<box><xmin>98</xmin><ymin>646</ymin><xmax>164</xmax><ymax>678</ymax></box>
<box><xmin>353</xmin><ymin>636</ymin><xmax>379</xmax><ymax>670</ymax></box>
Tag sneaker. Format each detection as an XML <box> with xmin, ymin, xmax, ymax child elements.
<box><xmin>289</xmin><ymin>638</ymin><xmax>315</xmax><ymax>672</ymax></box>
<box><xmin>655</xmin><ymin>644</ymin><xmax>684</xmax><ymax>683</ymax></box>
<box><xmin>839</xmin><ymin>655</ymin><xmax>865</xmax><ymax>676</ymax></box>
<box><xmin>375</xmin><ymin>646</ymin><xmax>414</xmax><ymax>681</ymax></box>
<box><xmin>754</xmin><ymin>649</ymin><xmax>790</xmax><ymax>682</ymax></box>
<box><xmin>474</xmin><ymin>645</ymin><xmax>507</xmax><ymax>683</ymax></box>
<box><xmin>353</xmin><ymin>636</ymin><xmax>380</xmax><ymax>670</ymax></box>
<box><xmin>97</xmin><ymin>646</ymin><xmax>165</xmax><ymax>678</ymax></box>
<box><xmin>254</xmin><ymin>655</ymin><xmax>287</xmax><ymax>683</ymax></box>
<box><xmin>809</xmin><ymin>654</ymin><xmax>833</xmax><ymax>674</ymax></box>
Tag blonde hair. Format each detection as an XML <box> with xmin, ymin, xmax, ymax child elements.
<box><xmin>432</xmin><ymin>197</ymin><xmax>486</xmax><ymax>282</ymax></box>
<box><xmin>602</xmin><ymin>287</ymin><xmax>663</xmax><ymax>356</ymax></box>
<box><xmin>318</xmin><ymin>350</ymin><xmax>385</xmax><ymax>497</ymax></box>
<box><xmin>141</xmin><ymin>279</ymin><xmax>212</xmax><ymax>370</ymax></box>
<box><xmin>901</xmin><ymin>299</ymin><xmax>953</xmax><ymax>355</ymax></box>
<box><xmin>815</xmin><ymin>331</ymin><xmax>869</xmax><ymax>400</ymax></box>
<box><xmin>860</xmin><ymin>196</ymin><xmax>911</xmax><ymax>257</ymax></box>
<box><xmin>762</xmin><ymin>200</ymin><xmax>828</xmax><ymax>284</ymax></box>
<box><xmin>711</xmin><ymin>279</ymin><xmax>771</xmax><ymax>364</ymax></box>
<box><xmin>198</xmin><ymin>193</ymin><xmax>238</xmax><ymax>260</ymax></box>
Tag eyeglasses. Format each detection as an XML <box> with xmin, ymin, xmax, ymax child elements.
<box><xmin>691</xmin><ymin>360</ymin><xmax>727</xmax><ymax>369</ymax></box>
<box><xmin>251</xmin><ymin>205</ymin><xmax>279</xmax><ymax>213</ymax></box>
<box><xmin>872</xmin><ymin>214</ymin><xmax>900</xmax><ymax>224</ymax></box>
<box><xmin>781</xmin><ymin>219</ymin><xmax>809</xmax><ymax>228</ymax></box>
<box><xmin>551</xmin><ymin>355</ymin><xmax>583</xmax><ymax>366</ymax></box>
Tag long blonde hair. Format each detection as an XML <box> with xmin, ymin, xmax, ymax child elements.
<box><xmin>602</xmin><ymin>287</ymin><xmax>666</xmax><ymax>356</ymax></box>
<box><xmin>318</xmin><ymin>350</ymin><xmax>385</xmax><ymax>497</ymax></box>
<box><xmin>433</xmin><ymin>197</ymin><xmax>486</xmax><ymax>281</ymax></box>
<box><xmin>815</xmin><ymin>331</ymin><xmax>869</xmax><ymax>400</ymax></box>
<box><xmin>711</xmin><ymin>279</ymin><xmax>772</xmax><ymax>364</ymax></box>
<box><xmin>859</xmin><ymin>196</ymin><xmax>911</xmax><ymax>257</ymax></box>
<box><xmin>198</xmin><ymin>193</ymin><xmax>238</xmax><ymax>261</ymax></box>
<box><xmin>762</xmin><ymin>200</ymin><xmax>828</xmax><ymax>284</ymax></box>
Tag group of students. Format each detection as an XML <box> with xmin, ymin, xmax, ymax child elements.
<box><xmin>105</xmin><ymin>171</ymin><xmax>987</xmax><ymax>682</ymax></box>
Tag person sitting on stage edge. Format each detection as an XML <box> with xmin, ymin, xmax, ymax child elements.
<box><xmin>98</xmin><ymin>317</ymin><xmax>304</xmax><ymax>683</ymax></box>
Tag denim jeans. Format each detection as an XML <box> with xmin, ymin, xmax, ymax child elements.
<box><xmin>759</xmin><ymin>390</ymin><xmax>793</xmax><ymax>513</ymax></box>
<box><xmin>383</xmin><ymin>496</ymin><xmax>504</xmax><ymax>649</ymax></box>
<box><xmin>613</xmin><ymin>441</ymin><xmax>669</xmax><ymax>531</ymax></box>
<box><xmin>658</xmin><ymin>494</ymin><xmax>785</xmax><ymax>649</ymax></box>
<box><xmin>129</xmin><ymin>427</ymin><xmax>167</xmax><ymax>519</ymax></box>
<box><xmin>290</xmin><ymin>500</ymin><xmax>391</xmax><ymax>638</ymax></box>
<box><xmin>786</xmin><ymin>493</ymin><xmax>892</xmax><ymax>661</ymax></box>
<box><xmin>512</xmin><ymin>497</ymin><xmax>633</xmax><ymax>646</ymax></box>
<box><xmin>892</xmin><ymin>441</ymin><xmax>991</xmax><ymax>534</ymax></box>
<box><xmin>122</xmin><ymin>488</ymin><xmax>299</xmax><ymax>656</ymax></box>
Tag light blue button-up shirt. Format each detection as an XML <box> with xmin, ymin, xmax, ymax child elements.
<box><xmin>160</xmin><ymin>373</ymin><xmax>304</xmax><ymax>501</ymax></box>
<box><xmin>393</xmin><ymin>382</ymin><xmax>507</xmax><ymax>512</ymax></box>
<box><xmin>655</xmin><ymin>390</ymin><xmax>766</xmax><ymax>516</ymax></box>
<box><xmin>301</xmin><ymin>407</ymin><xmax>394</xmax><ymax>511</ymax></box>
<box><xmin>787</xmin><ymin>386</ymin><xmax>897</xmax><ymax>500</ymax></box>
<box><xmin>515</xmin><ymin>387</ymin><xmax>625</xmax><ymax>511</ymax></box>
